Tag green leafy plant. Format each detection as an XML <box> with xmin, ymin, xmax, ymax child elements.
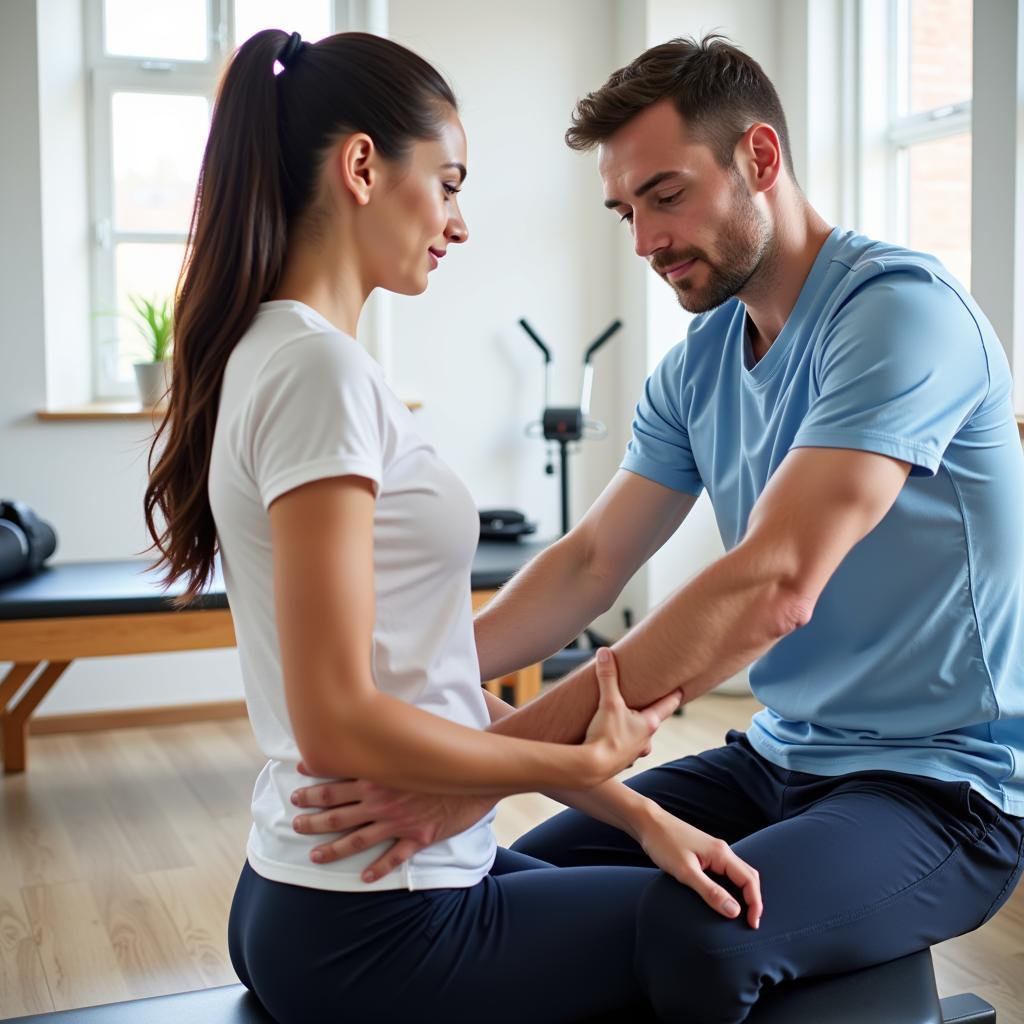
<box><xmin>127</xmin><ymin>294</ymin><xmax>174</xmax><ymax>363</ymax></box>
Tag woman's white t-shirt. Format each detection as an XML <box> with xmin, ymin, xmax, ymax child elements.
<box><xmin>208</xmin><ymin>299</ymin><xmax>497</xmax><ymax>892</ymax></box>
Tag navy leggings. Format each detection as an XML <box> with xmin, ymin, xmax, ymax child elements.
<box><xmin>228</xmin><ymin>731</ymin><xmax>1024</xmax><ymax>1023</ymax></box>
<box><xmin>229</xmin><ymin>848</ymin><xmax>662</xmax><ymax>1023</ymax></box>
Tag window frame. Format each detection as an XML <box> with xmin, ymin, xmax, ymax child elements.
<box><xmin>859</xmin><ymin>0</ymin><xmax>974</xmax><ymax>254</ymax></box>
<box><xmin>85</xmin><ymin>0</ymin><xmax>225</xmax><ymax>398</ymax></box>
<box><xmin>854</xmin><ymin>0</ymin><xmax>1024</xmax><ymax>411</ymax></box>
<box><xmin>83</xmin><ymin>0</ymin><xmax>367</xmax><ymax>399</ymax></box>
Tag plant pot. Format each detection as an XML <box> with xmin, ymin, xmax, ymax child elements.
<box><xmin>133</xmin><ymin>360</ymin><xmax>171</xmax><ymax>407</ymax></box>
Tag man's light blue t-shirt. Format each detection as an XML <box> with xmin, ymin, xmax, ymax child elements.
<box><xmin>623</xmin><ymin>227</ymin><xmax>1024</xmax><ymax>815</ymax></box>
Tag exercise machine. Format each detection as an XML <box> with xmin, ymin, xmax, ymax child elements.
<box><xmin>520</xmin><ymin>316</ymin><xmax>620</xmax><ymax>678</ymax></box>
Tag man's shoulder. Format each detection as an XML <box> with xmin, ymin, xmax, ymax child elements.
<box><xmin>799</xmin><ymin>231</ymin><xmax>987</xmax><ymax>363</ymax></box>
<box><xmin>825</xmin><ymin>230</ymin><xmax>960</xmax><ymax>301</ymax></box>
<box><xmin>813</xmin><ymin>233</ymin><xmax>995</xmax><ymax>395</ymax></box>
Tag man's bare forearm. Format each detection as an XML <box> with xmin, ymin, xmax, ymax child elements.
<box><xmin>488</xmin><ymin>538</ymin><xmax>806</xmax><ymax>745</ymax></box>
<box><xmin>481</xmin><ymin>689</ymin><xmax>659</xmax><ymax>839</ymax></box>
<box><xmin>475</xmin><ymin>534</ymin><xmax>615</xmax><ymax>682</ymax></box>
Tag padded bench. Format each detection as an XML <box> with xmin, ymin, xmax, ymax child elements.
<box><xmin>0</xmin><ymin>948</ymin><xmax>996</xmax><ymax>1022</ymax></box>
<box><xmin>0</xmin><ymin>540</ymin><xmax>549</xmax><ymax>773</ymax></box>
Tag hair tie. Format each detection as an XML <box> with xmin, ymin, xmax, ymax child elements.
<box><xmin>278</xmin><ymin>32</ymin><xmax>306</xmax><ymax>70</ymax></box>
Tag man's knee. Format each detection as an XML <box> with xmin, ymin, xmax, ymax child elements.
<box><xmin>510</xmin><ymin>807</ymin><xmax>637</xmax><ymax>867</ymax></box>
<box><xmin>510</xmin><ymin>808</ymin><xmax>580</xmax><ymax>863</ymax></box>
<box><xmin>636</xmin><ymin>873</ymin><xmax>762</xmax><ymax>1024</ymax></box>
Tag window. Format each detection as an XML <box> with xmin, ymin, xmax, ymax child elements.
<box><xmin>862</xmin><ymin>0</ymin><xmax>973</xmax><ymax>288</ymax></box>
<box><xmin>85</xmin><ymin>0</ymin><xmax>334</xmax><ymax>398</ymax></box>
<box><xmin>893</xmin><ymin>0</ymin><xmax>973</xmax><ymax>286</ymax></box>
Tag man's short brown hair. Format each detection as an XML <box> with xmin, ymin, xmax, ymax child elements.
<box><xmin>567</xmin><ymin>34</ymin><xmax>795</xmax><ymax>178</ymax></box>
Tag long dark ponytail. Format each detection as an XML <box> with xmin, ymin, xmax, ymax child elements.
<box><xmin>143</xmin><ymin>30</ymin><xmax>457</xmax><ymax>607</ymax></box>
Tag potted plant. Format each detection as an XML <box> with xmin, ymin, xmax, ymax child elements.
<box><xmin>129</xmin><ymin>294</ymin><xmax>173</xmax><ymax>407</ymax></box>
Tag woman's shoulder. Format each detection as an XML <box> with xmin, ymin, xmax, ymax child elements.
<box><xmin>242</xmin><ymin>302</ymin><xmax>383</xmax><ymax>392</ymax></box>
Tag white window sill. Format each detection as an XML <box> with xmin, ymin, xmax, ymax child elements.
<box><xmin>37</xmin><ymin>400</ymin><xmax>423</xmax><ymax>421</ymax></box>
<box><xmin>37</xmin><ymin>401</ymin><xmax>167</xmax><ymax>421</ymax></box>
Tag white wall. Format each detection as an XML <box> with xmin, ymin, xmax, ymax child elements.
<box><xmin>0</xmin><ymin>0</ymin><xmax>637</xmax><ymax>716</ymax></box>
<box><xmin>387</xmin><ymin>0</ymin><xmax>794</xmax><ymax>646</ymax></box>
<box><xmin>0</xmin><ymin>1</ymin><xmax>252</xmax><ymax>715</ymax></box>
<box><xmin>607</xmin><ymin>0</ymin><xmax>658</xmax><ymax>632</ymax></box>
<box><xmin>1</xmin><ymin>0</ymin><xmax>807</xmax><ymax>716</ymax></box>
<box><xmin>385</xmin><ymin>0</ymin><xmax>652</xmax><ymax>643</ymax></box>
<box><xmin>386</xmin><ymin>0</ymin><xmax>621</xmax><ymax>541</ymax></box>
<box><xmin>970</xmin><ymin>0</ymin><xmax>1024</xmax><ymax>401</ymax></box>
<box><xmin>39</xmin><ymin>0</ymin><xmax>92</xmax><ymax>409</ymax></box>
<box><xmin>639</xmin><ymin>3</ymin><xmax>781</xmax><ymax>694</ymax></box>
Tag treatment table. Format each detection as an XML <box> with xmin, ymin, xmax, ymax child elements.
<box><xmin>0</xmin><ymin>540</ymin><xmax>548</xmax><ymax>774</ymax></box>
<box><xmin>0</xmin><ymin>947</ymin><xmax>997</xmax><ymax>1022</ymax></box>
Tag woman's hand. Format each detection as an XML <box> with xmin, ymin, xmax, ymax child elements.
<box><xmin>636</xmin><ymin>805</ymin><xmax>763</xmax><ymax>929</ymax></box>
<box><xmin>582</xmin><ymin>648</ymin><xmax>681</xmax><ymax>782</ymax></box>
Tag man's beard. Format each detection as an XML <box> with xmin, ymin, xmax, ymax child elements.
<box><xmin>656</xmin><ymin>172</ymin><xmax>773</xmax><ymax>314</ymax></box>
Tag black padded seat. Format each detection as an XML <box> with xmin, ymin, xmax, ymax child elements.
<box><xmin>747</xmin><ymin>948</ymin><xmax>943</xmax><ymax>1023</ymax></box>
<box><xmin>0</xmin><ymin>541</ymin><xmax>551</xmax><ymax>621</ymax></box>
<box><xmin>1</xmin><ymin>985</ymin><xmax>275</xmax><ymax>1024</ymax></box>
<box><xmin>0</xmin><ymin>948</ymin><xmax>996</xmax><ymax>1023</ymax></box>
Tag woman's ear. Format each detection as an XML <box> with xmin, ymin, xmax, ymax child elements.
<box><xmin>335</xmin><ymin>132</ymin><xmax>377</xmax><ymax>207</ymax></box>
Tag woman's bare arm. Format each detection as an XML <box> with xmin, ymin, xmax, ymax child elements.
<box><xmin>269</xmin><ymin>475</ymin><xmax>674</xmax><ymax>795</ymax></box>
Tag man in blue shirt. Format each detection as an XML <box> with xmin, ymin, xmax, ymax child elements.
<box><xmin>293</xmin><ymin>35</ymin><xmax>1024</xmax><ymax>1020</ymax></box>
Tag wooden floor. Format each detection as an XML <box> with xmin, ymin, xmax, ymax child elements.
<box><xmin>1</xmin><ymin>693</ymin><xmax>1022</xmax><ymax>1019</ymax></box>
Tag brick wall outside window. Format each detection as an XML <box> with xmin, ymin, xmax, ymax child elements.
<box><xmin>905</xmin><ymin>0</ymin><xmax>972</xmax><ymax>288</ymax></box>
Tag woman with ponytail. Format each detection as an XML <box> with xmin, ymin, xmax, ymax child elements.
<box><xmin>144</xmin><ymin>29</ymin><xmax>760</xmax><ymax>1022</ymax></box>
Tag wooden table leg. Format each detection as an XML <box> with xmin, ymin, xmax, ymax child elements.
<box><xmin>2</xmin><ymin>660</ymin><xmax>71</xmax><ymax>774</ymax></box>
<box><xmin>512</xmin><ymin>662</ymin><xmax>542</xmax><ymax>706</ymax></box>
<box><xmin>473</xmin><ymin>589</ymin><xmax>544</xmax><ymax>707</ymax></box>
<box><xmin>0</xmin><ymin>662</ymin><xmax>37</xmax><ymax>769</ymax></box>
<box><xmin>0</xmin><ymin>662</ymin><xmax>37</xmax><ymax>714</ymax></box>
<box><xmin>482</xmin><ymin>663</ymin><xmax>543</xmax><ymax>707</ymax></box>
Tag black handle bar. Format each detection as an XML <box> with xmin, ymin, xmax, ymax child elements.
<box><xmin>518</xmin><ymin>318</ymin><xmax>551</xmax><ymax>363</ymax></box>
<box><xmin>584</xmin><ymin>320</ymin><xmax>622</xmax><ymax>364</ymax></box>
<box><xmin>520</xmin><ymin>317</ymin><xmax>621</xmax><ymax>366</ymax></box>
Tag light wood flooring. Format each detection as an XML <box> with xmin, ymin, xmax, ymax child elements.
<box><xmin>1</xmin><ymin>694</ymin><xmax>1022</xmax><ymax>1019</ymax></box>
